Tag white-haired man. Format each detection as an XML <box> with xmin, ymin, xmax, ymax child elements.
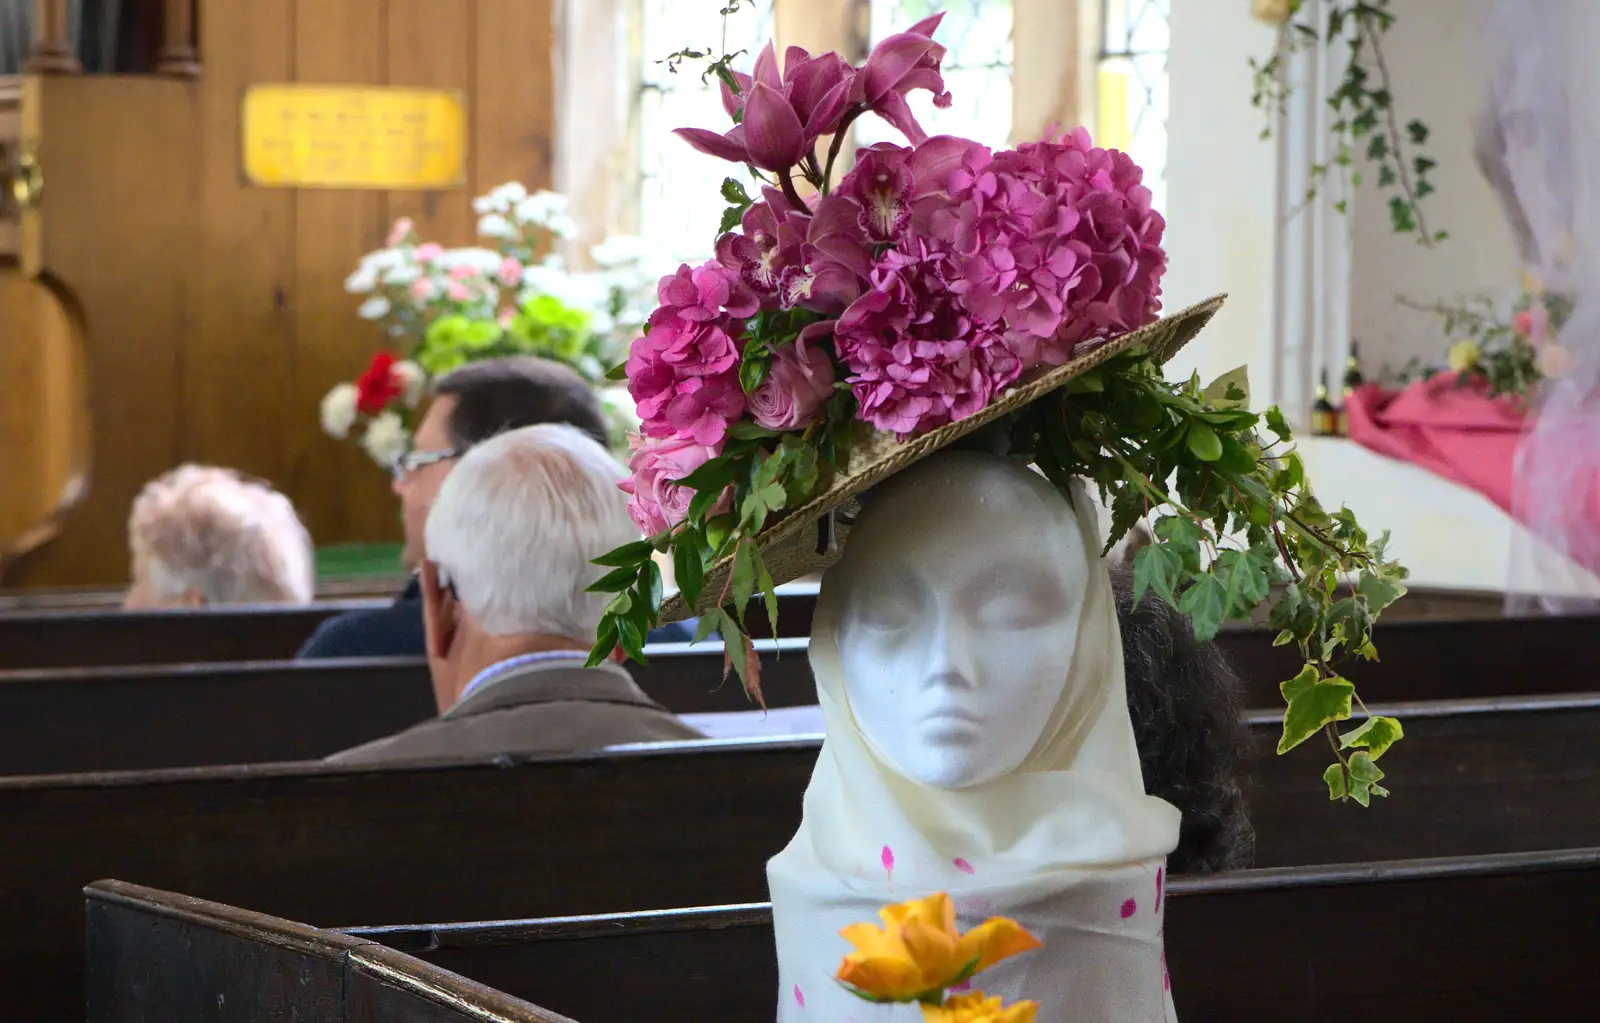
<box><xmin>123</xmin><ymin>465</ymin><xmax>314</xmax><ymax>608</ymax></box>
<box><xmin>327</xmin><ymin>424</ymin><xmax>702</xmax><ymax>764</ymax></box>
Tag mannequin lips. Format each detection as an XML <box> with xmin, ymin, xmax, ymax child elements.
<box><xmin>920</xmin><ymin>705</ymin><xmax>983</xmax><ymax>730</ymax></box>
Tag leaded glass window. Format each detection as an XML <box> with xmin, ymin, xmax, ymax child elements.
<box><xmin>1098</xmin><ymin>0</ymin><xmax>1170</xmax><ymax>212</ymax></box>
<box><xmin>859</xmin><ymin>0</ymin><xmax>1014</xmax><ymax>150</ymax></box>
<box><xmin>637</xmin><ymin>0</ymin><xmax>775</xmax><ymax>263</ymax></box>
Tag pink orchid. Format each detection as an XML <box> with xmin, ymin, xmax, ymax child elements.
<box><xmin>852</xmin><ymin>14</ymin><xmax>953</xmax><ymax>145</ymax></box>
<box><xmin>714</xmin><ymin>189</ymin><xmax>808</xmax><ymax>295</ymax></box>
<box><xmin>678</xmin><ymin>42</ymin><xmax>855</xmax><ymax>172</ymax></box>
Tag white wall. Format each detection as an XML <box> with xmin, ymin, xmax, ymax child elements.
<box><xmin>1348</xmin><ymin>0</ymin><xmax>1520</xmax><ymax>377</ymax></box>
<box><xmin>1162</xmin><ymin>0</ymin><xmax>1282</xmax><ymax>400</ymax></box>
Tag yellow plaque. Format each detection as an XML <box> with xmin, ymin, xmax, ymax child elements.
<box><xmin>242</xmin><ymin>85</ymin><xmax>466</xmax><ymax>190</ymax></box>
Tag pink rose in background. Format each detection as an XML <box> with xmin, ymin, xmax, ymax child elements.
<box><xmin>385</xmin><ymin>217</ymin><xmax>415</xmax><ymax>247</ymax></box>
<box><xmin>621</xmin><ymin>434</ymin><xmax>728</xmax><ymax>536</ymax></box>
<box><xmin>448</xmin><ymin>264</ymin><xmax>477</xmax><ymax>281</ymax></box>
<box><xmin>414</xmin><ymin>242</ymin><xmax>443</xmax><ymax>264</ymax></box>
<box><xmin>498</xmin><ymin>307</ymin><xmax>515</xmax><ymax>330</ymax></box>
<box><xmin>498</xmin><ymin>257</ymin><xmax>524</xmax><ymax>287</ymax></box>
<box><xmin>1514</xmin><ymin>303</ymin><xmax>1551</xmax><ymax>346</ymax></box>
<box><xmin>410</xmin><ymin>277</ymin><xmax>437</xmax><ymax>302</ymax></box>
<box><xmin>750</xmin><ymin>333</ymin><xmax>838</xmax><ymax>431</ymax></box>
<box><xmin>446</xmin><ymin>281</ymin><xmax>472</xmax><ymax>302</ymax></box>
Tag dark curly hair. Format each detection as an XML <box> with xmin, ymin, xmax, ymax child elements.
<box><xmin>1112</xmin><ymin>564</ymin><xmax>1256</xmax><ymax>873</ymax></box>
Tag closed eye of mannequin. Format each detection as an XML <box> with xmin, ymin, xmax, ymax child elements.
<box><xmin>830</xmin><ymin>454</ymin><xmax>1091</xmax><ymax>789</ymax></box>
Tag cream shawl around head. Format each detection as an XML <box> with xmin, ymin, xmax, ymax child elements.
<box><xmin>766</xmin><ymin>474</ymin><xmax>1182</xmax><ymax>1022</ymax></box>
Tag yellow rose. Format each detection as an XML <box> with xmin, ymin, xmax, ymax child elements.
<box><xmin>1447</xmin><ymin>339</ymin><xmax>1482</xmax><ymax>374</ymax></box>
<box><xmin>922</xmin><ymin>991</ymin><xmax>1039</xmax><ymax>1023</ymax></box>
<box><xmin>836</xmin><ymin>893</ymin><xmax>1043</xmax><ymax>1003</ymax></box>
<box><xmin>1252</xmin><ymin>0</ymin><xmax>1294</xmax><ymax>26</ymax></box>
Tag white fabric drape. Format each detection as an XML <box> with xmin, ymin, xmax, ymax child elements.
<box><xmin>767</xmin><ymin>481</ymin><xmax>1180</xmax><ymax>1023</ymax></box>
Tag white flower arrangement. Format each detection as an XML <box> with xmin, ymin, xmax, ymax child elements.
<box><xmin>324</xmin><ymin>183</ymin><xmax>672</xmax><ymax>465</ymax></box>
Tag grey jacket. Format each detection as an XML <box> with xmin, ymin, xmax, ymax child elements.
<box><xmin>326</xmin><ymin>658</ymin><xmax>703</xmax><ymax>766</ymax></box>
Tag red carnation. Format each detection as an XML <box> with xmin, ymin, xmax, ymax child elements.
<box><xmin>355</xmin><ymin>352</ymin><xmax>404</xmax><ymax>415</ymax></box>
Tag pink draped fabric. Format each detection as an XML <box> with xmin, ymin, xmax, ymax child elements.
<box><xmin>1345</xmin><ymin>378</ymin><xmax>1526</xmax><ymax>513</ymax></box>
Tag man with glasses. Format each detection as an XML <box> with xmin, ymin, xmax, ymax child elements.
<box><xmin>297</xmin><ymin>357</ymin><xmax>614</xmax><ymax>660</ymax></box>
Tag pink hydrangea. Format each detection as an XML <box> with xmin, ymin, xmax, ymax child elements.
<box><xmin>625</xmin><ymin>318</ymin><xmax>747</xmax><ymax>445</ymax></box>
<box><xmin>749</xmin><ymin>330</ymin><xmax>837</xmax><ymax>431</ymax></box>
<box><xmin>653</xmin><ymin>261</ymin><xmax>760</xmax><ymax>324</ymax></box>
<box><xmin>621</xmin><ymin>434</ymin><xmax>726</xmax><ymax>536</ymax></box>
<box><xmin>834</xmin><ymin>241</ymin><xmax>1021</xmax><ymax>437</ymax></box>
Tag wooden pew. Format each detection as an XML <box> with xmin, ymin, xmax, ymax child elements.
<box><xmin>6</xmin><ymin>694</ymin><xmax>1600</xmax><ymax>1018</ymax></box>
<box><xmin>7</xmin><ymin>603</ymin><xmax>1600</xmax><ymax>773</ymax></box>
<box><xmin>335</xmin><ymin>847</ymin><xmax>1600</xmax><ymax>1022</ymax></box>
<box><xmin>86</xmin><ymin>880</ymin><xmax>570</xmax><ymax>1023</ymax></box>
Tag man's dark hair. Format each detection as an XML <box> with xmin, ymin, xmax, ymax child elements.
<box><xmin>1113</xmin><ymin>564</ymin><xmax>1257</xmax><ymax>873</ymax></box>
<box><xmin>430</xmin><ymin>357</ymin><xmax>609</xmax><ymax>451</ymax></box>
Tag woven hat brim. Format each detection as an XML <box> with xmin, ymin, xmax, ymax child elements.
<box><xmin>661</xmin><ymin>293</ymin><xmax>1228</xmax><ymax>623</ymax></box>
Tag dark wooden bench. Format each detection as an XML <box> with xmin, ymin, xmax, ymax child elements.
<box><xmin>7</xmin><ymin>605</ymin><xmax>1600</xmax><ymax>773</ymax></box>
<box><xmin>6</xmin><ymin>694</ymin><xmax>1599</xmax><ymax>1018</ymax></box>
<box><xmin>86</xmin><ymin>848</ymin><xmax>1600</xmax><ymax>1023</ymax></box>
<box><xmin>85</xmin><ymin>880</ymin><xmax>569</xmax><ymax>1023</ymax></box>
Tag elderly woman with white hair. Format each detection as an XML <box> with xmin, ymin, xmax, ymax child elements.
<box><xmin>327</xmin><ymin>423</ymin><xmax>702</xmax><ymax>765</ymax></box>
<box><xmin>123</xmin><ymin>465</ymin><xmax>315</xmax><ymax>609</ymax></box>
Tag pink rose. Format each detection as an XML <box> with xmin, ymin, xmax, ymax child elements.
<box><xmin>386</xmin><ymin>217</ymin><xmax>415</xmax><ymax>247</ymax></box>
<box><xmin>410</xmin><ymin>277</ymin><xmax>437</xmax><ymax>302</ymax></box>
<box><xmin>498</xmin><ymin>257</ymin><xmax>524</xmax><ymax>287</ymax></box>
<box><xmin>446</xmin><ymin>281</ymin><xmax>472</xmax><ymax>302</ymax></box>
<box><xmin>414</xmin><ymin>242</ymin><xmax>443</xmax><ymax>264</ymax></box>
<box><xmin>620</xmin><ymin>434</ymin><xmax>727</xmax><ymax>536</ymax></box>
<box><xmin>449</xmin><ymin>264</ymin><xmax>477</xmax><ymax>281</ymax></box>
<box><xmin>1515</xmin><ymin>304</ymin><xmax>1551</xmax><ymax>345</ymax></box>
<box><xmin>750</xmin><ymin>333</ymin><xmax>837</xmax><ymax>431</ymax></box>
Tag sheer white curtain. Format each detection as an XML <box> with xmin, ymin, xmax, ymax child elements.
<box><xmin>1493</xmin><ymin>0</ymin><xmax>1600</xmax><ymax>610</ymax></box>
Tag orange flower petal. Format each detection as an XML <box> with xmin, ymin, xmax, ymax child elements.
<box><xmin>958</xmin><ymin>916</ymin><xmax>1044</xmax><ymax>973</ymax></box>
<box><xmin>919</xmin><ymin>991</ymin><xmax>1040</xmax><ymax>1023</ymax></box>
<box><xmin>837</xmin><ymin>954</ymin><xmax>927</xmax><ymax>1002</ymax></box>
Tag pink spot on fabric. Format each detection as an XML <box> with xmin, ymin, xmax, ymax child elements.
<box><xmin>953</xmin><ymin>857</ymin><xmax>975</xmax><ymax>875</ymax></box>
<box><xmin>881</xmin><ymin>846</ymin><xmax>895</xmax><ymax>877</ymax></box>
<box><xmin>1120</xmin><ymin>898</ymin><xmax>1138</xmax><ymax>919</ymax></box>
<box><xmin>1164</xmin><ymin>970</ymin><xmax>1171</xmax><ymax>990</ymax></box>
<box><xmin>1156</xmin><ymin>866</ymin><xmax>1164</xmax><ymax>911</ymax></box>
<box><xmin>794</xmin><ymin>984</ymin><xmax>805</xmax><ymax>1008</ymax></box>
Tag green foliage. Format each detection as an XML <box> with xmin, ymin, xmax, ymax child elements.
<box><xmin>1251</xmin><ymin>0</ymin><xmax>1444</xmax><ymax>245</ymax></box>
<box><xmin>416</xmin><ymin>315</ymin><xmax>505</xmax><ymax>375</ymax></box>
<box><xmin>416</xmin><ymin>294</ymin><xmax>602</xmax><ymax>383</ymax></box>
<box><xmin>1397</xmin><ymin>290</ymin><xmax>1573</xmax><ymax>406</ymax></box>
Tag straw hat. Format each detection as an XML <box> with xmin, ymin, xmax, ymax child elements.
<box><xmin>661</xmin><ymin>293</ymin><xmax>1227</xmax><ymax>622</ymax></box>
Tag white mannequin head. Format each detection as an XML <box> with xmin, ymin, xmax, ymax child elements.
<box><xmin>827</xmin><ymin>452</ymin><xmax>1092</xmax><ymax>789</ymax></box>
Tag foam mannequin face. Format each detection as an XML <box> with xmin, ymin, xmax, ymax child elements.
<box><xmin>830</xmin><ymin>453</ymin><xmax>1090</xmax><ymax>789</ymax></box>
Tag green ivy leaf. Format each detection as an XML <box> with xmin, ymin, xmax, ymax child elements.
<box><xmin>1264</xmin><ymin>405</ymin><xmax>1293</xmax><ymax>443</ymax></box>
<box><xmin>1356</xmin><ymin>571</ymin><xmax>1407</xmax><ymax>613</ymax></box>
<box><xmin>718</xmin><ymin>205</ymin><xmax>745</xmax><ymax>236</ymax></box>
<box><xmin>1217</xmin><ymin>436</ymin><xmax>1258</xmax><ymax>475</ymax></box>
<box><xmin>1202</xmin><ymin>365</ymin><xmax>1251</xmax><ymax>409</ymax></box>
<box><xmin>720</xmin><ymin>177</ymin><xmax>752</xmax><ymax>205</ymax></box>
<box><xmin>1178</xmin><ymin>573</ymin><xmax>1229</xmax><ymax>642</ymax></box>
<box><xmin>1345</xmin><ymin>751</ymin><xmax>1388</xmax><ymax>806</ymax></box>
<box><xmin>1132</xmin><ymin>542</ymin><xmax>1184</xmax><ymax>607</ymax></box>
<box><xmin>1323</xmin><ymin>762</ymin><xmax>1348</xmax><ymax>801</ymax></box>
<box><xmin>1340</xmin><ymin>716</ymin><xmax>1404</xmax><ymax>760</ymax></box>
<box><xmin>1278</xmin><ymin>665</ymin><xmax>1355</xmax><ymax>753</ymax></box>
<box><xmin>593</xmin><ymin>539</ymin><xmax>655</xmax><ymax>568</ymax></box>
<box><xmin>586</xmin><ymin>565</ymin><xmax>640</xmax><ymax>594</ymax></box>
<box><xmin>1185</xmin><ymin>422</ymin><xmax>1224</xmax><ymax>461</ymax></box>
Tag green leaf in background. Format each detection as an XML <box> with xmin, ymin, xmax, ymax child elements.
<box><xmin>1278</xmin><ymin>665</ymin><xmax>1355</xmax><ymax>753</ymax></box>
<box><xmin>1340</xmin><ymin>715</ymin><xmax>1405</xmax><ymax>760</ymax></box>
<box><xmin>720</xmin><ymin>177</ymin><xmax>752</xmax><ymax>205</ymax></box>
<box><xmin>1264</xmin><ymin>404</ymin><xmax>1293</xmax><ymax>444</ymax></box>
<box><xmin>617</xmin><ymin>616</ymin><xmax>648</xmax><ymax>664</ymax></box>
<box><xmin>1345</xmin><ymin>751</ymin><xmax>1389</xmax><ymax>806</ymax></box>
<box><xmin>604</xmin><ymin>360</ymin><xmax>629</xmax><ymax>382</ymax></box>
<box><xmin>1356</xmin><ymin>571</ymin><xmax>1408</xmax><ymax>613</ymax></box>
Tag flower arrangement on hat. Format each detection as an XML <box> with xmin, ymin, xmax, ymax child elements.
<box><xmin>587</xmin><ymin>13</ymin><xmax>1411</xmax><ymax>799</ymax></box>
<box><xmin>834</xmin><ymin>893</ymin><xmax>1041</xmax><ymax>1021</ymax></box>
<box><xmin>321</xmin><ymin>183</ymin><xmax>664</xmax><ymax>466</ymax></box>
<box><xmin>1398</xmin><ymin>271</ymin><xmax>1577</xmax><ymax>406</ymax></box>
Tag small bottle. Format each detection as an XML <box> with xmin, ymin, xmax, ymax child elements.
<box><xmin>1342</xmin><ymin>343</ymin><xmax>1365</xmax><ymax>399</ymax></box>
<box><xmin>1311</xmin><ymin>372</ymin><xmax>1338</xmax><ymax>436</ymax></box>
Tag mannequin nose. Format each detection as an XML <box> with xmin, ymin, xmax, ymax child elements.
<box><xmin>922</xmin><ymin>617</ymin><xmax>975</xmax><ymax>691</ymax></box>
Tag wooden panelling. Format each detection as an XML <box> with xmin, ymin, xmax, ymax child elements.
<box><xmin>7</xmin><ymin>75</ymin><xmax>197</xmax><ymax>587</ymax></box>
<box><xmin>185</xmin><ymin>0</ymin><xmax>295</xmax><ymax>480</ymax></box>
<box><xmin>287</xmin><ymin>0</ymin><xmax>397</xmax><ymax>544</ymax></box>
<box><xmin>384</xmin><ymin>0</ymin><xmax>474</xmax><ymax>245</ymax></box>
<box><xmin>474</xmin><ymin>0</ymin><xmax>555</xmax><ymax>195</ymax></box>
<box><xmin>5</xmin><ymin>1</ymin><xmax>559</xmax><ymax>585</ymax></box>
